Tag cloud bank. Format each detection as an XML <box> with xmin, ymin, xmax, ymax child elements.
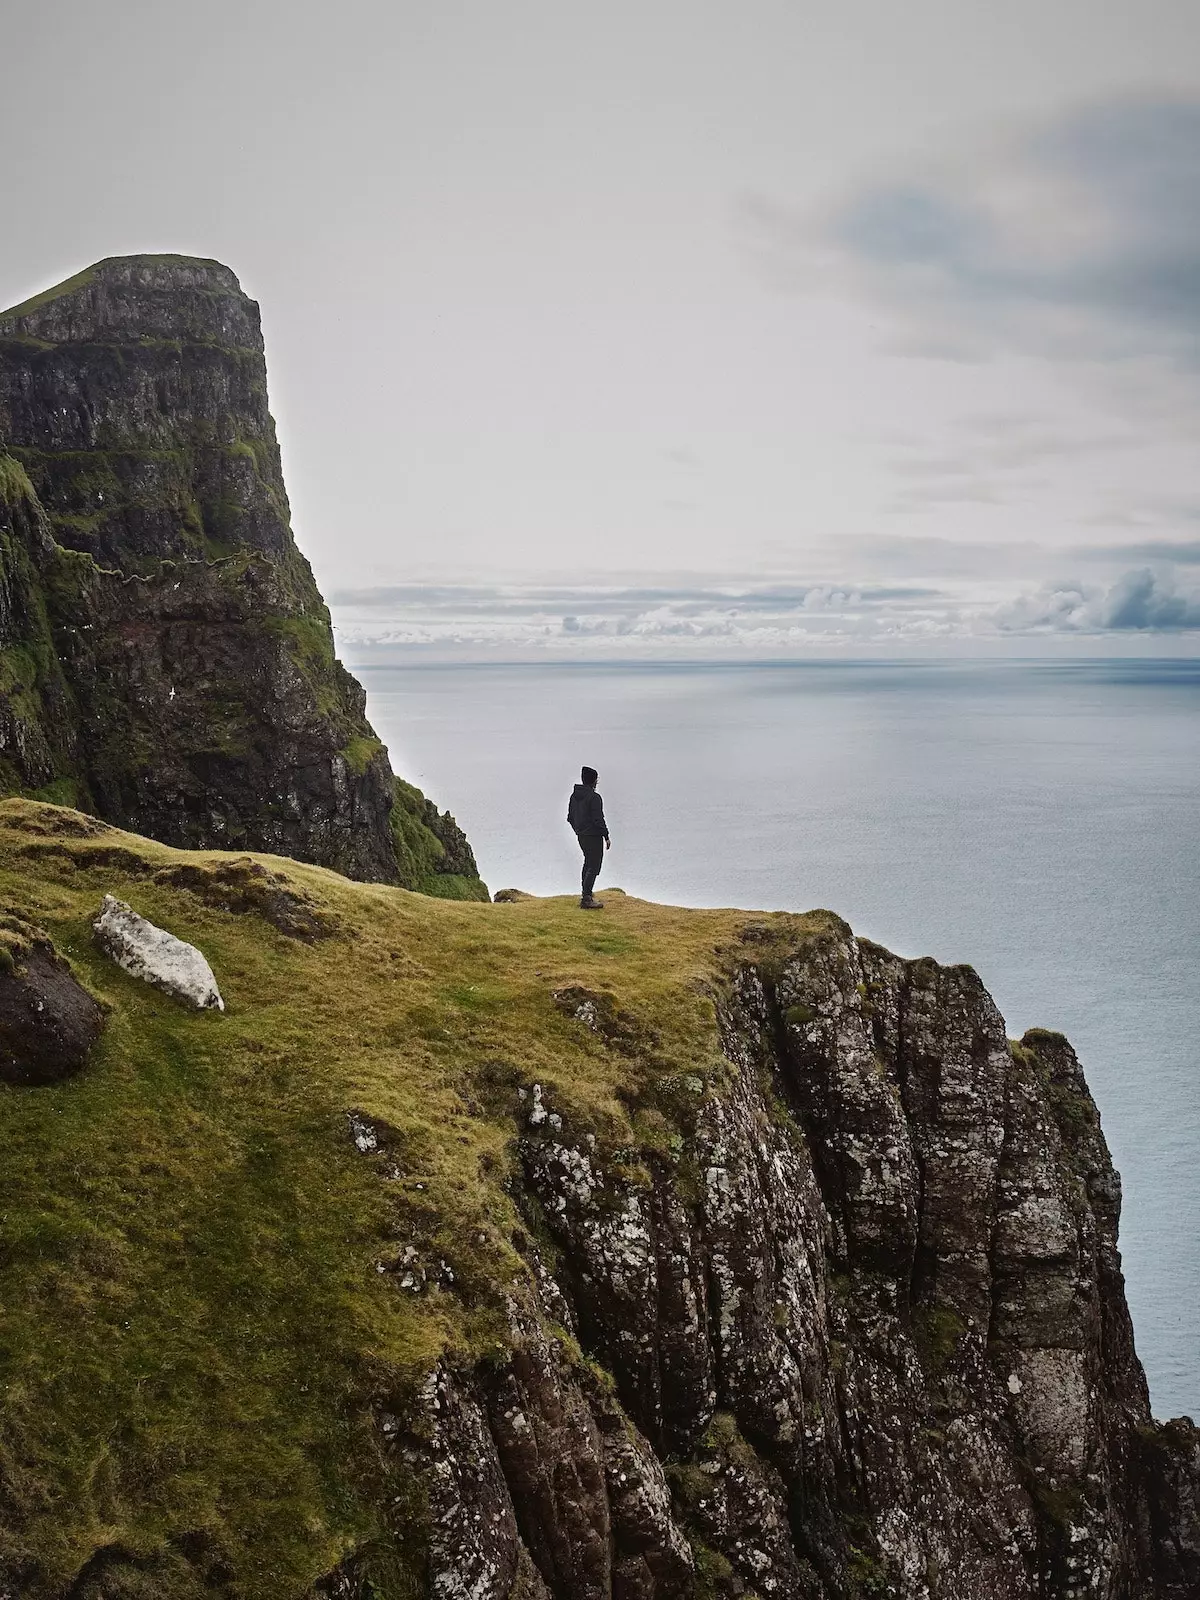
<box><xmin>997</xmin><ymin>568</ymin><xmax>1200</xmax><ymax>634</ymax></box>
<box><xmin>330</xmin><ymin>568</ymin><xmax>1200</xmax><ymax>657</ymax></box>
<box><xmin>750</xmin><ymin>96</ymin><xmax>1200</xmax><ymax>366</ymax></box>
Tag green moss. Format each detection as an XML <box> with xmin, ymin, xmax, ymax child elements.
<box><xmin>701</xmin><ymin>1409</ymin><xmax>750</xmax><ymax>1457</ymax></box>
<box><xmin>28</xmin><ymin>776</ymin><xmax>84</xmax><ymax>808</ymax></box>
<box><xmin>341</xmin><ymin>736</ymin><xmax>385</xmax><ymax>778</ymax></box>
<box><xmin>912</xmin><ymin>1306</ymin><xmax>966</xmax><ymax>1375</ymax></box>
<box><xmin>1022</xmin><ymin>1027</ymin><xmax>1070</xmax><ymax>1050</ymax></box>
<box><xmin>42</xmin><ymin>542</ymin><xmax>99</xmax><ymax>603</ymax></box>
<box><xmin>47</xmin><ymin>509</ymin><xmax>107</xmax><ymax>540</ymax></box>
<box><xmin>1018</xmin><ymin>1032</ymin><xmax>1099</xmax><ymax>1147</ymax></box>
<box><xmin>0</xmin><ymin>464</ymin><xmax>86</xmax><ymax>802</ymax></box>
<box><xmin>848</xmin><ymin>1544</ymin><xmax>891</xmax><ymax>1596</ymax></box>
<box><xmin>0</xmin><ymin>453</ymin><xmax>36</xmax><ymax>504</ymax></box>
<box><xmin>690</xmin><ymin>1540</ymin><xmax>736</xmax><ymax>1597</ymax></box>
<box><xmin>391</xmin><ymin>779</ymin><xmax>488</xmax><ymax>902</ymax></box>
<box><xmin>0</xmin><ymin>263</ymin><xmax>100</xmax><ymax>322</ymax></box>
<box><xmin>1048</xmin><ymin>1083</ymin><xmax>1097</xmax><ymax>1141</ymax></box>
<box><xmin>1026</xmin><ymin>1476</ymin><xmax>1084</xmax><ymax>1530</ymax></box>
<box><xmin>259</xmin><ymin>614</ymin><xmax>339</xmax><ymax>710</ymax></box>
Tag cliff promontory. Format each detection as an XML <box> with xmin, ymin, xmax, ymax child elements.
<box><xmin>0</xmin><ymin>255</ymin><xmax>483</xmax><ymax>898</ymax></box>
<box><xmin>0</xmin><ymin>800</ymin><xmax>1195</xmax><ymax>1600</ymax></box>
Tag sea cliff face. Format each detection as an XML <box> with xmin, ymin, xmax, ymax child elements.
<box><xmin>416</xmin><ymin>940</ymin><xmax>1199</xmax><ymax>1600</ymax></box>
<box><xmin>0</xmin><ymin>804</ymin><xmax>1194</xmax><ymax>1600</ymax></box>
<box><xmin>0</xmin><ymin>256</ymin><xmax>484</xmax><ymax>897</ymax></box>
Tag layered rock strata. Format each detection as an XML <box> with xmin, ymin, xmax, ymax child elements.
<box><xmin>0</xmin><ymin>256</ymin><xmax>483</xmax><ymax>895</ymax></box>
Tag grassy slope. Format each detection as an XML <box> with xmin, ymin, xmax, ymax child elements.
<box><xmin>0</xmin><ymin>799</ymin><xmax>831</xmax><ymax>1598</ymax></box>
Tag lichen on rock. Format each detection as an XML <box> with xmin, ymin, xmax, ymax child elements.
<box><xmin>93</xmin><ymin>892</ymin><xmax>224</xmax><ymax>1010</ymax></box>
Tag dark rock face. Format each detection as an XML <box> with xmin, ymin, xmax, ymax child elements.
<box><xmin>0</xmin><ymin>256</ymin><xmax>293</xmax><ymax>573</ymax></box>
<box><xmin>0</xmin><ymin>256</ymin><xmax>485</xmax><ymax>896</ymax></box>
<box><xmin>405</xmin><ymin>930</ymin><xmax>1199</xmax><ymax>1599</ymax></box>
<box><xmin>0</xmin><ymin>914</ymin><xmax>103</xmax><ymax>1085</ymax></box>
<box><xmin>53</xmin><ymin>549</ymin><xmax>403</xmax><ymax>882</ymax></box>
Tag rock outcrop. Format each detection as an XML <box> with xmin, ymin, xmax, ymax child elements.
<box><xmin>400</xmin><ymin>930</ymin><xmax>1200</xmax><ymax>1600</ymax></box>
<box><xmin>0</xmin><ymin>256</ymin><xmax>484</xmax><ymax>897</ymax></box>
<box><xmin>0</xmin><ymin>909</ymin><xmax>104</xmax><ymax>1083</ymax></box>
<box><xmin>93</xmin><ymin>894</ymin><xmax>224</xmax><ymax>1011</ymax></box>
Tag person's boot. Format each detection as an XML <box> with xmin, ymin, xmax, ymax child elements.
<box><xmin>580</xmin><ymin>894</ymin><xmax>604</xmax><ymax>910</ymax></box>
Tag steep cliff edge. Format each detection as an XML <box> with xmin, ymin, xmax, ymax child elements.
<box><xmin>0</xmin><ymin>256</ymin><xmax>484</xmax><ymax>897</ymax></box>
<box><xmin>0</xmin><ymin>799</ymin><xmax>1195</xmax><ymax>1600</ymax></box>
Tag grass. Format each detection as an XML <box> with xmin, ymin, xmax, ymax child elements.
<box><xmin>0</xmin><ymin>452</ymin><xmax>36</xmax><ymax>503</ymax></box>
<box><xmin>390</xmin><ymin>779</ymin><xmax>489</xmax><ymax>901</ymax></box>
<box><xmin>0</xmin><ymin>798</ymin><xmax>837</xmax><ymax>1599</ymax></box>
<box><xmin>341</xmin><ymin>736</ymin><xmax>385</xmax><ymax>778</ymax></box>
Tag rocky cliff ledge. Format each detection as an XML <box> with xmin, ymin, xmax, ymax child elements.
<box><xmin>0</xmin><ymin>256</ymin><xmax>484</xmax><ymax>897</ymax></box>
<box><xmin>0</xmin><ymin>801</ymin><xmax>1195</xmax><ymax>1600</ymax></box>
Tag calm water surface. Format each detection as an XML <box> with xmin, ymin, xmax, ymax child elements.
<box><xmin>351</xmin><ymin>657</ymin><xmax>1200</xmax><ymax>1418</ymax></box>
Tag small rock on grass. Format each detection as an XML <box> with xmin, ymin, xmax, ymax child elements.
<box><xmin>93</xmin><ymin>894</ymin><xmax>224</xmax><ymax>1011</ymax></box>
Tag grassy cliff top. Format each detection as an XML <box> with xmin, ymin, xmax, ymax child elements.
<box><xmin>0</xmin><ymin>799</ymin><xmax>838</xmax><ymax>1597</ymax></box>
<box><xmin>0</xmin><ymin>256</ymin><xmax>243</xmax><ymax>324</ymax></box>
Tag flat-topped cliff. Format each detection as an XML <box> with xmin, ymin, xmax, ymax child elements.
<box><xmin>0</xmin><ymin>800</ymin><xmax>1195</xmax><ymax>1599</ymax></box>
<box><xmin>0</xmin><ymin>256</ymin><xmax>483</xmax><ymax>897</ymax></box>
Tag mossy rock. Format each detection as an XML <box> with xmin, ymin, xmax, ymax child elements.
<box><xmin>0</xmin><ymin>909</ymin><xmax>105</xmax><ymax>1084</ymax></box>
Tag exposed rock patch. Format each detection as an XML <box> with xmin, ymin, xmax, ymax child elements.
<box><xmin>0</xmin><ymin>802</ymin><xmax>113</xmax><ymax>840</ymax></box>
<box><xmin>552</xmin><ymin>986</ymin><xmax>658</xmax><ymax>1056</ymax></box>
<box><xmin>153</xmin><ymin>858</ymin><xmax>336</xmax><ymax>941</ymax></box>
<box><xmin>0</xmin><ymin>912</ymin><xmax>104</xmax><ymax>1084</ymax></box>
<box><xmin>346</xmin><ymin>1109</ymin><xmax>409</xmax><ymax>1181</ymax></box>
<box><xmin>93</xmin><ymin>894</ymin><xmax>224</xmax><ymax>1010</ymax></box>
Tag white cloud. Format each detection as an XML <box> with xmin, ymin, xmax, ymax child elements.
<box><xmin>329</xmin><ymin>560</ymin><xmax>1200</xmax><ymax>656</ymax></box>
<box><xmin>996</xmin><ymin>568</ymin><xmax>1200</xmax><ymax>633</ymax></box>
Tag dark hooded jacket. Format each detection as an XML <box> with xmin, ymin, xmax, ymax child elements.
<box><xmin>568</xmin><ymin>783</ymin><xmax>609</xmax><ymax>841</ymax></box>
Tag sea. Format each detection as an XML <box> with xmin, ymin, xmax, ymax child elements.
<box><xmin>350</xmin><ymin>655</ymin><xmax>1200</xmax><ymax>1420</ymax></box>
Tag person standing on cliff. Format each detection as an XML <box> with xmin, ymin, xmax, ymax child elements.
<box><xmin>567</xmin><ymin>766</ymin><xmax>610</xmax><ymax>910</ymax></box>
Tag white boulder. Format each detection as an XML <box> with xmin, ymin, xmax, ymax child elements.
<box><xmin>93</xmin><ymin>894</ymin><xmax>224</xmax><ymax>1011</ymax></box>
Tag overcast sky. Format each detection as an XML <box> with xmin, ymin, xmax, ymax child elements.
<box><xmin>4</xmin><ymin>0</ymin><xmax>1200</xmax><ymax>651</ymax></box>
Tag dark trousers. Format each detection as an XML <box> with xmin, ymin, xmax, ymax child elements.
<box><xmin>578</xmin><ymin>834</ymin><xmax>605</xmax><ymax>898</ymax></box>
